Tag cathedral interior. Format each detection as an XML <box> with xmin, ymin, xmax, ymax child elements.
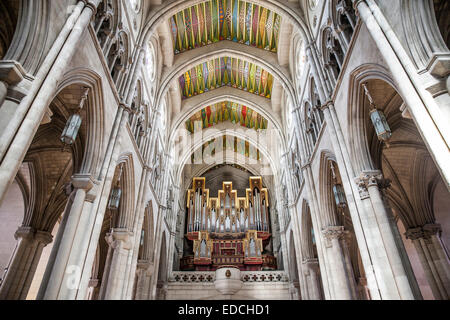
<box><xmin>0</xmin><ymin>0</ymin><xmax>449</xmax><ymax>300</ymax></box>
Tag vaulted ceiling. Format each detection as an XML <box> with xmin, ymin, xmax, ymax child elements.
<box><xmin>178</xmin><ymin>57</ymin><xmax>274</xmax><ymax>99</ymax></box>
<box><xmin>185</xmin><ymin>101</ymin><xmax>268</xmax><ymax>133</ymax></box>
<box><xmin>170</xmin><ymin>0</ymin><xmax>281</xmax><ymax>55</ymax></box>
<box><xmin>191</xmin><ymin>135</ymin><xmax>262</xmax><ymax>163</ymax></box>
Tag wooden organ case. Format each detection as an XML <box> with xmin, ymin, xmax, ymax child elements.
<box><xmin>181</xmin><ymin>177</ymin><xmax>277</xmax><ymax>271</ymax></box>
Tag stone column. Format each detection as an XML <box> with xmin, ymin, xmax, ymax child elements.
<box><xmin>322</xmin><ymin>226</ymin><xmax>354</xmax><ymax>300</ymax></box>
<box><xmin>0</xmin><ymin>0</ymin><xmax>101</xmax><ymax>206</ymax></box>
<box><xmin>38</xmin><ymin>174</ymin><xmax>94</xmax><ymax>299</ymax></box>
<box><xmin>134</xmin><ymin>260</ymin><xmax>153</xmax><ymax>300</ymax></box>
<box><xmin>406</xmin><ymin>224</ymin><xmax>450</xmax><ymax>299</ymax></box>
<box><xmin>340</xmin><ymin>232</ymin><xmax>359</xmax><ymax>298</ymax></box>
<box><xmin>292</xmin><ymin>108</ymin><xmax>333</xmax><ymax>300</ymax></box>
<box><xmin>358</xmin><ymin>171</ymin><xmax>416</xmax><ymax>299</ymax></box>
<box><xmin>319</xmin><ymin>101</ymin><xmax>381</xmax><ymax>299</ymax></box>
<box><xmin>73</xmin><ymin>104</ymin><xmax>131</xmax><ymax>300</ymax></box>
<box><xmin>103</xmin><ymin>229</ymin><xmax>134</xmax><ymax>300</ymax></box>
<box><xmin>303</xmin><ymin>258</ymin><xmax>322</xmax><ymax>300</ymax></box>
<box><xmin>0</xmin><ymin>227</ymin><xmax>52</xmax><ymax>299</ymax></box>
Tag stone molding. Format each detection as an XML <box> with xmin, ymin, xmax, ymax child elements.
<box><xmin>0</xmin><ymin>61</ymin><xmax>27</xmax><ymax>85</ymax></box>
<box><xmin>14</xmin><ymin>226</ymin><xmax>53</xmax><ymax>245</ymax></box>
<box><xmin>71</xmin><ymin>173</ymin><xmax>95</xmax><ymax>191</ymax></box>
<box><xmin>322</xmin><ymin>225</ymin><xmax>346</xmax><ymax>241</ymax></box>
<box><xmin>106</xmin><ymin>228</ymin><xmax>134</xmax><ymax>250</ymax></box>
<box><xmin>302</xmin><ymin>258</ymin><xmax>319</xmax><ymax>272</ymax></box>
<box><xmin>406</xmin><ymin>223</ymin><xmax>442</xmax><ymax>240</ymax></box>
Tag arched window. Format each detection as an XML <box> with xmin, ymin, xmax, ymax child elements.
<box><xmin>108</xmin><ymin>31</ymin><xmax>129</xmax><ymax>87</ymax></box>
<box><xmin>322</xmin><ymin>27</ymin><xmax>344</xmax><ymax>84</ymax></box>
<box><xmin>94</xmin><ymin>0</ymin><xmax>115</xmax><ymax>50</ymax></box>
<box><xmin>335</xmin><ymin>0</ymin><xmax>357</xmax><ymax>48</ymax></box>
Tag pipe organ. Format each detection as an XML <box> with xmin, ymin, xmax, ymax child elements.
<box><xmin>181</xmin><ymin>177</ymin><xmax>277</xmax><ymax>271</ymax></box>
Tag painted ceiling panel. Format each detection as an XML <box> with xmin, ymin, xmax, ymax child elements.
<box><xmin>185</xmin><ymin>101</ymin><xmax>268</xmax><ymax>133</ymax></box>
<box><xmin>191</xmin><ymin>135</ymin><xmax>262</xmax><ymax>163</ymax></box>
<box><xmin>179</xmin><ymin>57</ymin><xmax>274</xmax><ymax>99</ymax></box>
<box><xmin>170</xmin><ymin>0</ymin><xmax>281</xmax><ymax>54</ymax></box>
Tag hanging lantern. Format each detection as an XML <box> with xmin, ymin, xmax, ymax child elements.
<box><xmin>60</xmin><ymin>87</ymin><xmax>90</xmax><ymax>147</ymax></box>
<box><xmin>330</xmin><ymin>161</ymin><xmax>346</xmax><ymax>209</ymax></box>
<box><xmin>108</xmin><ymin>164</ymin><xmax>123</xmax><ymax>210</ymax></box>
<box><xmin>108</xmin><ymin>186</ymin><xmax>122</xmax><ymax>210</ymax></box>
<box><xmin>60</xmin><ymin>113</ymin><xmax>82</xmax><ymax>145</ymax></box>
<box><xmin>363</xmin><ymin>83</ymin><xmax>391</xmax><ymax>143</ymax></box>
<box><xmin>369</xmin><ymin>108</ymin><xmax>392</xmax><ymax>142</ymax></box>
<box><xmin>333</xmin><ymin>183</ymin><xmax>347</xmax><ymax>209</ymax></box>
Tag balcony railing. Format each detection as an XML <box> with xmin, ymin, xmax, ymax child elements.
<box><xmin>169</xmin><ymin>271</ymin><xmax>289</xmax><ymax>283</ymax></box>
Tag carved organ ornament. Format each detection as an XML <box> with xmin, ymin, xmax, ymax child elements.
<box><xmin>182</xmin><ymin>177</ymin><xmax>276</xmax><ymax>271</ymax></box>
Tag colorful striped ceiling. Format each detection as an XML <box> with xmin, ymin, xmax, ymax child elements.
<box><xmin>191</xmin><ymin>135</ymin><xmax>261</xmax><ymax>162</ymax></box>
<box><xmin>179</xmin><ymin>57</ymin><xmax>274</xmax><ymax>99</ymax></box>
<box><xmin>185</xmin><ymin>101</ymin><xmax>268</xmax><ymax>133</ymax></box>
<box><xmin>170</xmin><ymin>0</ymin><xmax>281</xmax><ymax>54</ymax></box>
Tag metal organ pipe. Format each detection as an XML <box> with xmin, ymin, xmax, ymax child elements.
<box><xmin>255</xmin><ymin>191</ymin><xmax>261</xmax><ymax>231</ymax></box>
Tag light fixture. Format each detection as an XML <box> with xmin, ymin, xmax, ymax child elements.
<box><xmin>363</xmin><ymin>83</ymin><xmax>392</xmax><ymax>143</ymax></box>
<box><xmin>330</xmin><ymin>162</ymin><xmax>347</xmax><ymax>209</ymax></box>
<box><xmin>60</xmin><ymin>87</ymin><xmax>90</xmax><ymax>147</ymax></box>
<box><xmin>108</xmin><ymin>163</ymin><xmax>124</xmax><ymax>210</ymax></box>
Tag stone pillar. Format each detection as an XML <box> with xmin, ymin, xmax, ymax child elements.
<box><xmin>303</xmin><ymin>258</ymin><xmax>322</xmax><ymax>300</ymax></box>
<box><xmin>357</xmin><ymin>171</ymin><xmax>416</xmax><ymax>299</ymax></box>
<box><xmin>319</xmin><ymin>102</ymin><xmax>381</xmax><ymax>300</ymax></box>
<box><xmin>103</xmin><ymin>229</ymin><xmax>134</xmax><ymax>300</ymax></box>
<box><xmin>73</xmin><ymin>104</ymin><xmax>131</xmax><ymax>300</ymax></box>
<box><xmin>340</xmin><ymin>232</ymin><xmax>359</xmax><ymax>298</ymax></box>
<box><xmin>0</xmin><ymin>0</ymin><xmax>100</xmax><ymax>206</ymax></box>
<box><xmin>406</xmin><ymin>224</ymin><xmax>450</xmax><ymax>299</ymax></box>
<box><xmin>291</xmin><ymin>108</ymin><xmax>333</xmax><ymax>300</ymax></box>
<box><xmin>134</xmin><ymin>260</ymin><xmax>153</xmax><ymax>300</ymax></box>
<box><xmin>322</xmin><ymin>226</ymin><xmax>354</xmax><ymax>299</ymax></box>
<box><xmin>0</xmin><ymin>227</ymin><xmax>52</xmax><ymax>299</ymax></box>
<box><xmin>38</xmin><ymin>174</ymin><xmax>94</xmax><ymax>300</ymax></box>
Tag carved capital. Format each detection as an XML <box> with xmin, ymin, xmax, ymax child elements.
<box><xmin>405</xmin><ymin>227</ymin><xmax>425</xmax><ymax>240</ymax></box>
<box><xmin>303</xmin><ymin>258</ymin><xmax>319</xmax><ymax>272</ymax></box>
<box><xmin>71</xmin><ymin>174</ymin><xmax>95</xmax><ymax>191</ymax></box>
<box><xmin>106</xmin><ymin>228</ymin><xmax>134</xmax><ymax>250</ymax></box>
<box><xmin>423</xmin><ymin>223</ymin><xmax>442</xmax><ymax>237</ymax></box>
<box><xmin>322</xmin><ymin>225</ymin><xmax>346</xmax><ymax>240</ymax></box>
<box><xmin>354</xmin><ymin>177</ymin><xmax>370</xmax><ymax>200</ymax></box>
<box><xmin>357</xmin><ymin>170</ymin><xmax>390</xmax><ymax>189</ymax></box>
<box><xmin>14</xmin><ymin>226</ymin><xmax>53</xmax><ymax>245</ymax></box>
<box><xmin>0</xmin><ymin>60</ymin><xmax>26</xmax><ymax>85</ymax></box>
<box><xmin>407</xmin><ymin>224</ymin><xmax>442</xmax><ymax>240</ymax></box>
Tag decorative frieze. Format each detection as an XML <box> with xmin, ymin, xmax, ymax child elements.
<box><xmin>355</xmin><ymin>170</ymin><xmax>390</xmax><ymax>200</ymax></box>
<box><xmin>322</xmin><ymin>225</ymin><xmax>346</xmax><ymax>241</ymax></box>
<box><xmin>406</xmin><ymin>224</ymin><xmax>442</xmax><ymax>241</ymax></box>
